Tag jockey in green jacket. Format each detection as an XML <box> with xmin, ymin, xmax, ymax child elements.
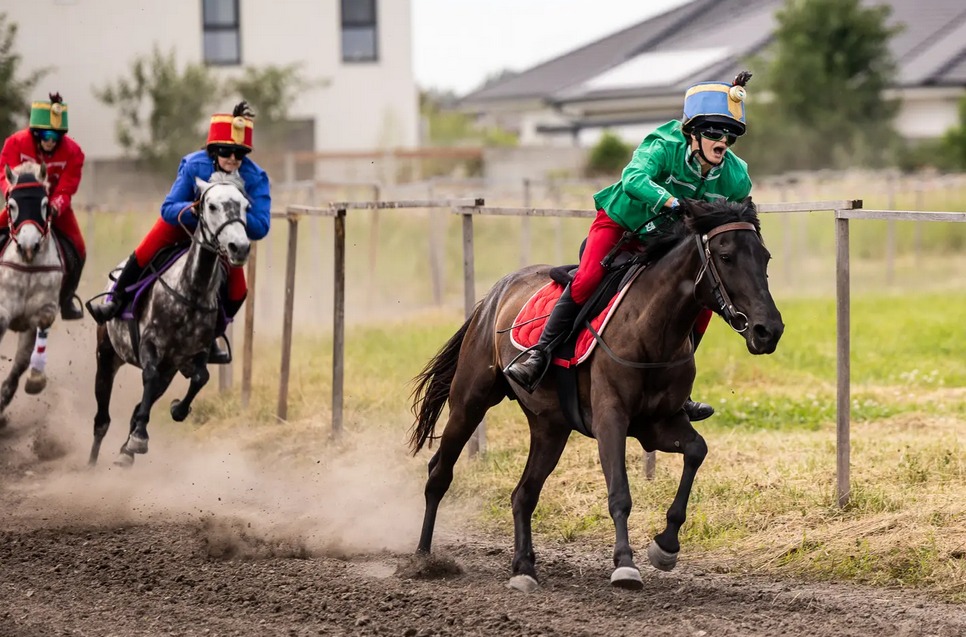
<box><xmin>504</xmin><ymin>71</ymin><xmax>754</xmax><ymax>421</ymax></box>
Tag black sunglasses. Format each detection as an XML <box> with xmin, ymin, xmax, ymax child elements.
<box><xmin>213</xmin><ymin>146</ymin><xmax>249</xmax><ymax>159</ymax></box>
<box><xmin>699</xmin><ymin>128</ymin><xmax>740</xmax><ymax>146</ymax></box>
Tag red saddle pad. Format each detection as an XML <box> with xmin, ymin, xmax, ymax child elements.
<box><xmin>509</xmin><ymin>271</ymin><xmax>643</xmax><ymax>368</ymax></box>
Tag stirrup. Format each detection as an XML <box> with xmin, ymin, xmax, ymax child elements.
<box><xmin>61</xmin><ymin>294</ymin><xmax>85</xmax><ymax>321</ymax></box>
<box><xmin>86</xmin><ymin>294</ymin><xmax>121</xmax><ymax>326</ymax></box>
<box><xmin>208</xmin><ymin>335</ymin><xmax>233</xmax><ymax>365</ymax></box>
<box><xmin>502</xmin><ymin>348</ymin><xmax>551</xmax><ymax>394</ymax></box>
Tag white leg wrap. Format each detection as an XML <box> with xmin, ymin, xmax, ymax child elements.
<box><xmin>30</xmin><ymin>328</ymin><xmax>48</xmax><ymax>373</ymax></box>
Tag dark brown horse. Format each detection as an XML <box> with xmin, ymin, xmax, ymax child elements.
<box><xmin>408</xmin><ymin>197</ymin><xmax>784</xmax><ymax>592</ymax></box>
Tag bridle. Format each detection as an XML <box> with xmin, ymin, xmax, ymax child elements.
<box><xmin>1</xmin><ymin>179</ymin><xmax>62</xmax><ymax>273</ymax></box>
<box><xmin>178</xmin><ymin>182</ymin><xmax>248</xmax><ymax>258</ymax></box>
<box><xmin>7</xmin><ymin>180</ymin><xmax>53</xmax><ymax>242</ymax></box>
<box><xmin>693</xmin><ymin>221</ymin><xmax>760</xmax><ymax>333</ymax></box>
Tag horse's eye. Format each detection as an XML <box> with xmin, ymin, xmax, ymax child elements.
<box><xmin>719</xmin><ymin>253</ymin><xmax>732</xmax><ymax>263</ymax></box>
<box><xmin>209</xmin><ymin>203</ymin><xmax>217</xmax><ymax>212</ymax></box>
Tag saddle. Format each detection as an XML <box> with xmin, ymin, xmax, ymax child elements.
<box><xmin>112</xmin><ymin>243</ymin><xmax>231</xmax><ymax>336</ymax></box>
<box><xmin>508</xmin><ymin>253</ymin><xmax>647</xmax><ymax>438</ymax></box>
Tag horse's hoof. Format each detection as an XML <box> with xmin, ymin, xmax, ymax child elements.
<box><xmin>610</xmin><ymin>566</ymin><xmax>644</xmax><ymax>590</ymax></box>
<box><xmin>24</xmin><ymin>369</ymin><xmax>47</xmax><ymax>395</ymax></box>
<box><xmin>125</xmin><ymin>434</ymin><xmax>148</xmax><ymax>455</ymax></box>
<box><xmin>113</xmin><ymin>453</ymin><xmax>134</xmax><ymax>468</ymax></box>
<box><xmin>647</xmin><ymin>540</ymin><xmax>679</xmax><ymax>572</ymax></box>
<box><xmin>506</xmin><ymin>574</ymin><xmax>539</xmax><ymax>593</ymax></box>
<box><xmin>170</xmin><ymin>399</ymin><xmax>191</xmax><ymax>422</ymax></box>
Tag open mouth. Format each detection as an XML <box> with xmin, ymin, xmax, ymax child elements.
<box><xmin>710</xmin><ymin>143</ymin><xmax>727</xmax><ymax>161</ymax></box>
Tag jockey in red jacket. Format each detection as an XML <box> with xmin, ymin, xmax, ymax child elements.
<box><xmin>0</xmin><ymin>93</ymin><xmax>86</xmax><ymax>320</ymax></box>
<box><xmin>88</xmin><ymin>102</ymin><xmax>271</xmax><ymax>365</ymax></box>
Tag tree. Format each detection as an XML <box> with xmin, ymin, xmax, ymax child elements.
<box><xmin>95</xmin><ymin>46</ymin><xmax>222</xmax><ymax>173</ymax></box>
<box><xmin>586</xmin><ymin>132</ymin><xmax>632</xmax><ymax>177</ymax></box>
<box><xmin>739</xmin><ymin>0</ymin><xmax>901</xmax><ymax>174</ymax></box>
<box><xmin>0</xmin><ymin>13</ymin><xmax>49</xmax><ymax>140</ymax></box>
<box><xmin>226</xmin><ymin>63</ymin><xmax>316</xmax><ymax>151</ymax></box>
<box><xmin>939</xmin><ymin>94</ymin><xmax>966</xmax><ymax>170</ymax></box>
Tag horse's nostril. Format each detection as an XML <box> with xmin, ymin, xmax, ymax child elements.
<box><xmin>228</xmin><ymin>242</ymin><xmax>238</xmax><ymax>254</ymax></box>
<box><xmin>753</xmin><ymin>324</ymin><xmax>771</xmax><ymax>340</ymax></box>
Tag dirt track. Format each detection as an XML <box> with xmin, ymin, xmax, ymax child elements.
<box><xmin>0</xmin><ymin>324</ymin><xmax>964</xmax><ymax>637</ymax></box>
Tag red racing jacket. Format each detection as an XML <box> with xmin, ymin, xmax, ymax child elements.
<box><xmin>0</xmin><ymin>128</ymin><xmax>85</xmax><ymax>212</ymax></box>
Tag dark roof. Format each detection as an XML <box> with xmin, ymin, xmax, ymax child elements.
<box><xmin>462</xmin><ymin>0</ymin><xmax>966</xmax><ymax>108</ymax></box>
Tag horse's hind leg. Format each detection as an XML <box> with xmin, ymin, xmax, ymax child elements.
<box><xmin>417</xmin><ymin>366</ymin><xmax>505</xmax><ymax>556</ymax></box>
<box><xmin>170</xmin><ymin>352</ymin><xmax>210</xmax><ymax>422</ymax></box>
<box><xmin>645</xmin><ymin>412</ymin><xmax>707</xmax><ymax>573</ymax></box>
<box><xmin>507</xmin><ymin>415</ymin><xmax>569</xmax><ymax>593</ymax></box>
<box><xmin>90</xmin><ymin>327</ymin><xmax>124</xmax><ymax>466</ymax></box>
<box><xmin>0</xmin><ymin>330</ymin><xmax>39</xmax><ymax>418</ymax></box>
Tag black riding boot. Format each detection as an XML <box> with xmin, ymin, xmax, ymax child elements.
<box><xmin>59</xmin><ymin>250</ymin><xmax>85</xmax><ymax>321</ymax></box>
<box><xmin>209</xmin><ymin>297</ymin><xmax>244</xmax><ymax>365</ymax></box>
<box><xmin>684</xmin><ymin>327</ymin><xmax>715</xmax><ymax>421</ymax></box>
<box><xmin>87</xmin><ymin>254</ymin><xmax>144</xmax><ymax>325</ymax></box>
<box><xmin>503</xmin><ymin>286</ymin><xmax>582</xmax><ymax>393</ymax></box>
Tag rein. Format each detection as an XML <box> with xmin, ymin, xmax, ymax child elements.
<box><xmin>587</xmin><ymin>220</ymin><xmax>759</xmax><ymax>370</ymax></box>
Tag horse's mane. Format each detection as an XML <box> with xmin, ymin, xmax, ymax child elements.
<box><xmin>639</xmin><ymin>199</ymin><xmax>760</xmax><ymax>264</ymax></box>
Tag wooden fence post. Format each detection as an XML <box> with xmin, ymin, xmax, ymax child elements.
<box><xmin>835</xmin><ymin>213</ymin><xmax>851</xmax><ymax>508</ymax></box>
<box><xmin>332</xmin><ymin>208</ymin><xmax>346</xmax><ymax>437</ymax></box>
<box><xmin>520</xmin><ymin>178</ymin><xmax>532</xmax><ymax>269</ymax></box>
<box><xmin>463</xmin><ymin>208</ymin><xmax>486</xmax><ymax>456</ymax></box>
<box><xmin>277</xmin><ymin>213</ymin><xmax>300</xmax><ymax>422</ymax></box>
<box><xmin>241</xmin><ymin>242</ymin><xmax>257</xmax><ymax>408</ymax></box>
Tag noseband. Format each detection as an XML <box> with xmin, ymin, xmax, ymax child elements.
<box><xmin>694</xmin><ymin>221</ymin><xmax>760</xmax><ymax>333</ymax></box>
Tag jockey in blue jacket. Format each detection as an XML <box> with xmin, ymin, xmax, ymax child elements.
<box><xmin>88</xmin><ymin>101</ymin><xmax>271</xmax><ymax>364</ymax></box>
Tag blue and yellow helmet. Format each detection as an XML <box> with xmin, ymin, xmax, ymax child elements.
<box><xmin>682</xmin><ymin>71</ymin><xmax>751</xmax><ymax>136</ymax></box>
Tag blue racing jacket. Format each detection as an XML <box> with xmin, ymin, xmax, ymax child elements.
<box><xmin>160</xmin><ymin>150</ymin><xmax>271</xmax><ymax>241</ymax></box>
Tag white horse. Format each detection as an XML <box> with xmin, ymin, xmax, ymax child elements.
<box><xmin>89</xmin><ymin>171</ymin><xmax>251</xmax><ymax>466</ymax></box>
<box><xmin>0</xmin><ymin>161</ymin><xmax>64</xmax><ymax>425</ymax></box>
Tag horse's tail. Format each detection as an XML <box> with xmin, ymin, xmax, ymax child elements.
<box><xmin>408</xmin><ymin>313</ymin><xmax>474</xmax><ymax>455</ymax></box>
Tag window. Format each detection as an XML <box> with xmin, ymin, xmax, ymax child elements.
<box><xmin>341</xmin><ymin>0</ymin><xmax>378</xmax><ymax>63</ymax></box>
<box><xmin>203</xmin><ymin>0</ymin><xmax>241</xmax><ymax>65</ymax></box>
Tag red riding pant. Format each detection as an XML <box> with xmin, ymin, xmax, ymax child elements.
<box><xmin>571</xmin><ymin>209</ymin><xmax>714</xmax><ymax>332</ymax></box>
<box><xmin>135</xmin><ymin>218</ymin><xmax>247</xmax><ymax>302</ymax></box>
<box><xmin>0</xmin><ymin>203</ymin><xmax>86</xmax><ymax>260</ymax></box>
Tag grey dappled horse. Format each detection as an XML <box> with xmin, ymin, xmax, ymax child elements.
<box><xmin>0</xmin><ymin>162</ymin><xmax>64</xmax><ymax>424</ymax></box>
<box><xmin>89</xmin><ymin>172</ymin><xmax>250</xmax><ymax>467</ymax></box>
<box><xmin>409</xmin><ymin>198</ymin><xmax>784</xmax><ymax>592</ymax></box>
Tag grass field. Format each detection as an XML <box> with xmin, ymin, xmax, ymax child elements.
<box><xmin>191</xmin><ymin>291</ymin><xmax>966</xmax><ymax>602</ymax></box>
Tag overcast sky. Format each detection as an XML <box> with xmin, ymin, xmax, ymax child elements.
<box><xmin>412</xmin><ymin>0</ymin><xmax>690</xmax><ymax>95</ymax></box>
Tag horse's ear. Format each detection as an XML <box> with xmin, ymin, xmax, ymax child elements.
<box><xmin>4</xmin><ymin>165</ymin><xmax>15</xmax><ymax>189</ymax></box>
<box><xmin>679</xmin><ymin>198</ymin><xmax>705</xmax><ymax>216</ymax></box>
<box><xmin>741</xmin><ymin>195</ymin><xmax>756</xmax><ymax>210</ymax></box>
<box><xmin>194</xmin><ymin>176</ymin><xmax>211</xmax><ymax>198</ymax></box>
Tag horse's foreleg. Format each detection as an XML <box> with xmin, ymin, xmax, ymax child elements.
<box><xmin>121</xmin><ymin>343</ymin><xmax>173</xmax><ymax>457</ymax></box>
<box><xmin>595</xmin><ymin>406</ymin><xmax>642</xmax><ymax>589</ymax></box>
<box><xmin>0</xmin><ymin>330</ymin><xmax>38</xmax><ymax>414</ymax></box>
<box><xmin>647</xmin><ymin>412</ymin><xmax>707</xmax><ymax>572</ymax></box>
<box><xmin>170</xmin><ymin>352</ymin><xmax>209</xmax><ymax>422</ymax></box>
<box><xmin>507</xmin><ymin>417</ymin><xmax>570</xmax><ymax>593</ymax></box>
<box><xmin>90</xmin><ymin>327</ymin><xmax>123</xmax><ymax>466</ymax></box>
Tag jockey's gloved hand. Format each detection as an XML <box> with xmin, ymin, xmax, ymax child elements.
<box><xmin>50</xmin><ymin>194</ymin><xmax>69</xmax><ymax>214</ymax></box>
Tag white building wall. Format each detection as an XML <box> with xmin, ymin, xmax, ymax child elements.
<box><xmin>893</xmin><ymin>93</ymin><xmax>962</xmax><ymax>140</ymax></box>
<box><xmin>5</xmin><ymin>0</ymin><xmax>417</xmax><ymax>159</ymax></box>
